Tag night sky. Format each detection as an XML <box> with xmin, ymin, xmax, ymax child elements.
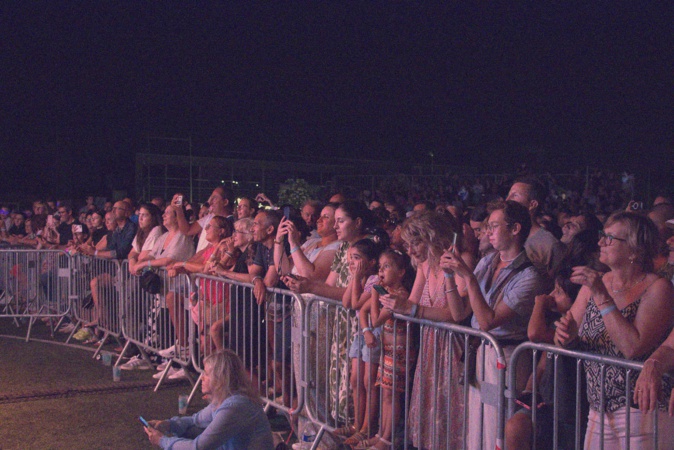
<box><xmin>2</xmin><ymin>3</ymin><xmax>672</xmax><ymax>198</ymax></box>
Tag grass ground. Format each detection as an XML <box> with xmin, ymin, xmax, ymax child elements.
<box><xmin>0</xmin><ymin>318</ymin><xmax>293</xmax><ymax>449</ymax></box>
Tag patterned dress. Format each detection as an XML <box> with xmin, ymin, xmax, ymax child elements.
<box><xmin>408</xmin><ymin>270</ymin><xmax>465</xmax><ymax>449</ymax></box>
<box><xmin>580</xmin><ymin>297</ymin><xmax>674</xmax><ymax>412</ymax></box>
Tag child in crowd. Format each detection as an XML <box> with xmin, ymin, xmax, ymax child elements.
<box><xmin>359</xmin><ymin>248</ymin><xmax>415</xmax><ymax>450</ymax></box>
<box><xmin>337</xmin><ymin>238</ymin><xmax>384</xmax><ymax>446</ymax></box>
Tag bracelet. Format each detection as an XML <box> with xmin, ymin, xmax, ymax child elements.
<box><xmin>409</xmin><ymin>304</ymin><xmax>419</xmax><ymax>318</ymax></box>
<box><xmin>600</xmin><ymin>304</ymin><xmax>617</xmax><ymax>317</ymax></box>
<box><xmin>274</xmin><ymin>240</ymin><xmax>283</xmax><ymax>245</ymax></box>
<box><xmin>443</xmin><ymin>272</ymin><xmax>454</xmax><ymax>279</ymax></box>
<box><xmin>362</xmin><ymin>327</ymin><xmax>372</xmax><ymax>333</ymax></box>
<box><xmin>445</xmin><ymin>287</ymin><xmax>457</xmax><ymax>295</ymax></box>
<box><xmin>251</xmin><ymin>276</ymin><xmax>263</xmax><ymax>283</ymax></box>
<box><xmin>290</xmin><ymin>246</ymin><xmax>300</xmax><ymax>255</ymax></box>
<box><xmin>225</xmin><ymin>251</ymin><xmax>235</xmax><ymax>258</ymax></box>
<box><xmin>596</xmin><ymin>298</ymin><xmax>614</xmax><ymax>307</ymax></box>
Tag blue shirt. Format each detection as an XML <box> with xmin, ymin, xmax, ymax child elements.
<box><xmin>471</xmin><ymin>251</ymin><xmax>546</xmax><ymax>341</ymax></box>
<box><xmin>160</xmin><ymin>394</ymin><xmax>274</xmax><ymax>450</ymax></box>
<box><xmin>106</xmin><ymin>220</ymin><xmax>137</xmax><ymax>260</ymax></box>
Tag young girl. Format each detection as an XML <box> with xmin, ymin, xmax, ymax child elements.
<box><xmin>337</xmin><ymin>238</ymin><xmax>384</xmax><ymax>446</ymax></box>
<box><xmin>359</xmin><ymin>248</ymin><xmax>415</xmax><ymax>450</ymax></box>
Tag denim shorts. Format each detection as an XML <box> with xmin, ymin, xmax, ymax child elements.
<box><xmin>348</xmin><ymin>327</ymin><xmax>382</xmax><ymax>363</ymax></box>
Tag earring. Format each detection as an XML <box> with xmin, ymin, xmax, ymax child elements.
<box><xmin>629</xmin><ymin>256</ymin><xmax>635</xmax><ymax>264</ymax></box>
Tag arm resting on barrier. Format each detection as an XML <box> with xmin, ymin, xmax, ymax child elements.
<box><xmin>634</xmin><ymin>333</ymin><xmax>674</xmax><ymax>413</ymax></box>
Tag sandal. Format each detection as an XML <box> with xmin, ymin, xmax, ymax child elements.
<box><xmin>344</xmin><ymin>431</ymin><xmax>370</xmax><ymax>446</ymax></box>
<box><xmin>354</xmin><ymin>435</ymin><xmax>382</xmax><ymax>449</ymax></box>
<box><xmin>332</xmin><ymin>425</ymin><xmax>357</xmax><ymax>438</ymax></box>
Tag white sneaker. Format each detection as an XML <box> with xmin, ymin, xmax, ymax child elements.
<box><xmin>156</xmin><ymin>361</ymin><xmax>169</xmax><ymax>371</ymax></box>
<box><xmin>158</xmin><ymin>345</ymin><xmax>176</xmax><ymax>358</ymax></box>
<box><xmin>168</xmin><ymin>367</ymin><xmax>189</xmax><ymax>380</ymax></box>
<box><xmin>119</xmin><ymin>355</ymin><xmax>152</xmax><ymax>370</ymax></box>
<box><xmin>153</xmin><ymin>368</ymin><xmax>170</xmax><ymax>380</ymax></box>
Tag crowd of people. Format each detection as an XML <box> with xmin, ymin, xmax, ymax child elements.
<box><xmin>2</xmin><ymin>170</ymin><xmax>674</xmax><ymax>449</ymax></box>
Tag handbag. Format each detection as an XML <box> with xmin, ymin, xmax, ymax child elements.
<box><xmin>139</xmin><ymin>269</ymin><xmax>161</xmax><ymax>294</ymax></box>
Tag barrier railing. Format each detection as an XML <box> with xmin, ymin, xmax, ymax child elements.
<box><xmin>117</xmin><ymin>262</ymin><xmax>194</xmax><ymax>391</ymax></box>
<box><xmin>189</xmin><ymin>273</ymin><xmax>304</xmax><ymax>416</ymax></box>
<box><xmin>300</xmin><ymin>293</ymin><xmax>508</xmax><ymax>450</ymax></box>
<box><xmin>0</xmin><ymin>249</ymin><xmax>71</xmax><ymax>341</ymax></box>
<box><xmin>508</xmin><ymin>342</ymin><xmax>664</xmax><ymax>450</ymax></box>
<box><xmin>69</xmin><ymin>255</ymin><xmax>124</xmax><ymax>355</ymax></box>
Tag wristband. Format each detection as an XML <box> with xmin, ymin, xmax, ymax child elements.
<box><xmin>409</xmin><ymin>303</ymin><xmax>419</xmax><ymax>318</ymax></box>
<box><xmin>225</xmin><ymin>251</ymin><xmax>235</xmax><ymax>258</ymax></box>
<box><xmin>290</xmin><ymin>246</ymin><xmax>300</xmax><ymax>255</ymax></box>
<box><xmin>443</xmin><ymin>272</ymin><xmax>454</xmax><ymax>279</ymax></box>
<box><xmin>445</xmin><ymin>287</ymin><xmax>457</xmax><ymax>295</ymax></box>
<box><xmin>600</xmin><ymin>304</ymin><xmax>617</xmax><ymax>317</ymax></box>
<box><xmin>274</xmin><ymin>239</ymin><xmax>283</xmax><ymax>245</ymax></box>
<box><xmin>362</xmin><ymin>327</ymin><xmax>372</xmax><ymax>333</ymax></box>
<box><xmin>251</xmin><ymin>276</ymin><xmax>263</xmax><ymax>283</ymax></box>
<box><xmin>94</xmin><ymin>250</ymin><xmax>98</xmax><ymax>257</ymax></box>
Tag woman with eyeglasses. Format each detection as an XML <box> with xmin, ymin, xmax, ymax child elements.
<box><xmin>555</xmin><ymin>211</ymin><xmax>674</xmax><ymax>448</ymax></box>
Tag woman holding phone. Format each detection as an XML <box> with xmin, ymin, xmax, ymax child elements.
<box><xmin>144</xmin><ymin>349</ymin><xmax>274</xmax><ymax>449</ymax></box>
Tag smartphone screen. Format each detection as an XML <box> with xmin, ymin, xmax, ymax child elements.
<box><xmin>139</xmin><ymin>416</ymin><xmax>150</xmax><ymax>428</ymax></box>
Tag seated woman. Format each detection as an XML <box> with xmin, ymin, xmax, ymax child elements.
<box><xmin>556</xmin><ymin>211</ymin><xmax>674</xmax><ymax>449</ymax></box>
<box><xmin>144</xmin><ymin>349</ymin><xmax>274</xmax><ymax>450</ymax></box>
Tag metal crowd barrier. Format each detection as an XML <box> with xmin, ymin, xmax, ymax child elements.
<box><xmin>117</xmin><ymin>262</ymin><xmax>194</xmax><ymax>391</ymax></box>
<box><xmin>189</xmin><ymin>274</ymin><xmax>304</xmax><ymax>416</ymax></box>
<box><xmin>0</xmin><ymin>249</ymin><xmax>71</xmax><ymax>341</ymax></box>
<box><xmin>300</xmin><ymin>293</ymin><xmax>508</xmax><ymax>450</ymax></box>
<box><xmin>509</xmin><ymin>342</ymin><xmax>664</xmax><ymax>450</ymax></box>
<box><xmin>69</xmin><ymin>255</ymin><xmax>124</xmax><ymax>355</ymax></box>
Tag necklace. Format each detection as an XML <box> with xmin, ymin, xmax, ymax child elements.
<box><xmin>499</xmin><ymin>251</ymin><xmax>523</xmax><ymax>263</ymax></box>
<box><xmin>611</xmin><ymin>273</ymin><xmax>647</xmax><ymax>294</ymax></box>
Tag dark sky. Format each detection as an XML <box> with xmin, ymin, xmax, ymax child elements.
<box><xmin>2</xmin><ymin>2</ymin><xmax>672</xmax><ymax>198</ymax></box>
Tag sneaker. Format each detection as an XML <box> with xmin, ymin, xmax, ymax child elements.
<box><xmin>153</xmin><ymin>366</ymin><xmax>181</xmax><ymax>380</ymax></box>
<box><xmin>119</xmin><ymin>355</ymin><xmax>152</xmax><ymax>370</ymax></box>
<box><xmin>158</xmin><ymin>345</ymin><xmax>176</xmax><ymax>358</ymax></box>
<box><xmin>73</xmin><ymin>327</ymin><xmax>94</xmax><ymax>341</ymax></box>
<box><xmin>58</xmin><ymin>323</ymin><xmax>76</xmax><ymax>334</ymax></box>
<box><xmin>168</xmin><ymin>367</ymin><xmax>189</xmax><ymax>380</ymax></box>
<box><xmin>156</xmin><ymin>361</ymin><xmax>169</xmax><ymax>371</ymax></box>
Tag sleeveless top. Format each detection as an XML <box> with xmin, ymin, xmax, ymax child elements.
<box><xmin>580</xmin><ymin>297</ymin><xmax>673</xmax><ymax>412</ymax></box>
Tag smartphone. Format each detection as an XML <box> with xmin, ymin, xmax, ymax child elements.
<box><xmin>73</xmin><ymin>224</ymin><xmax>83</xmax><ymax>234</ymax></box>
<box><xmin>283</xmin><ymin>206</ymin><xmax>291</xmax><ymax>220</ymax></box>
<box><xmin>47</xmin><ymin>215</ymin><xmax>55</xmax><ymax>227</ymax></box>
<box><xmin>285</xmin><ymin>273</ymin><xmax>298</xmax><ymax>280</ymax></box>
<box><xmin>139</xmin><ymin>416</ymin><xmax>151</xmax><ymax>428</ymax></box>
<box><xmin>176</xmin><ymin>195</ymin><xmax>183</xmax><ymax>206</ymax></box>
<box><xmin>373</xmin><ymin>285</ymin><xmax>388</xmax><ymax>296</ymax></box>
<box><xmin>450</xmin><ymin>231</ymin><xmax>458</xmax><ymax>251</ymax></box>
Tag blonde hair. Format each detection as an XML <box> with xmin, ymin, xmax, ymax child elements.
<box><xmin>401</xmin><ymin>211</ymin><xmax>461</xmax><ymax>265</ymax></box>
<box><xmin>604</xmin><ymin>211</ymin><xmax>659</xmax><ymax>272</ymax></box>
<box><xmin>203</xmin><ymin>349</ymin><xmax>261</xmax><ymax>407</ymax></box>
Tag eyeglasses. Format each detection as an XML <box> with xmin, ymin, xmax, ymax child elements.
<box><xmin>486</xmin><ymin>222</ymin><xmax>508</xmax><ymax>233</ymax></box>
<box><xmin>233</xmin><ymin>229</ymin><xmax>251</xmax><ymax>235</ymax></box>
<box><xmin>598</xmin><ymin>230</ymin><xmax>627</xmax><ymax>246</ymax></box>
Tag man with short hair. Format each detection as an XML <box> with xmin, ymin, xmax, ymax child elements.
<box><xmin>249</xmin><ymin>209</ymin><xmax>291</xmax><ymax>401</ymax></box>
<box><xmin>507</xmin><ymin>176</ymin><xmax>564</xmax><ymax>281</ymax></box>
<box><xmin>236</xmin><ymin>196</ymin><xmax>257</xmax><ymax>220</ymax></box>
<box><xmin>301</xmin><ymin>199</ymin><xmax>322</xmax><ymax>239</ymax></box>
<box><xmin>55</xmin><ymin>203</ymin><xmax>80</xmax><ymax>247</ymax></box>
<box><xmin>81</xmin><ymin>200</ymin><xmax>136</xmax><ymax>260</ymax></box>
<box><xmin>175</xmin><ymin>186</ymin><xmax>235</xmax><ymax>253</ymax></box>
